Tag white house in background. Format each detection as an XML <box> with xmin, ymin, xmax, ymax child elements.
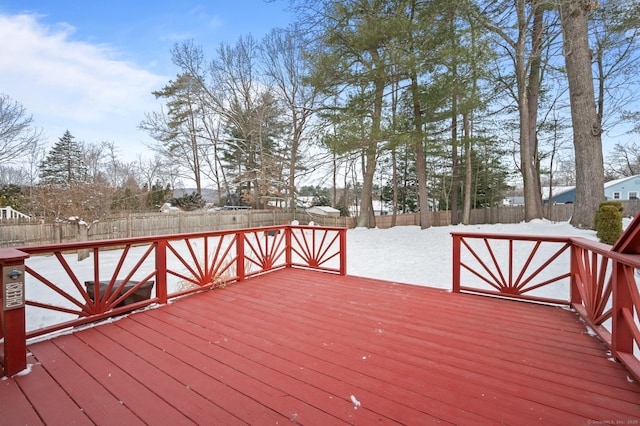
<box><xmin>306</xmin><ymin>206</ymin><xmax>341</xmax><ymax>217</ymax></box>
<box><xmin>0</xmin><ymin>206</ymin><xmax>30</xmax><ymax>221</ymax></box>
<box><xmin>542</xmin><ymin>175</ymin><xmax>640</xmax><ymax>204</ymax></box>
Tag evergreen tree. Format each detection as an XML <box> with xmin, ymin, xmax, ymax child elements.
<box><xmin>39</xmin><ymin>130</ymin><xmax>88</xmax><ymax>188</ymax></box>
<box><xmin>311</xmin><ymin>187</ymin><xmax>331</xmax><ymax>206</ymax></box>
<box><xmin>168</xmin><ymin>191</ymin><xmax>205</xmax><ymax>211</ymax></box>
<box><xmin>0</xmin><ymin>184</ymin><xmax>23</xmax><ymax>209</ymax></box>
<box><xmin>145</xmin><ymin>182</ymin><xmax>172</xmax><ymax>210</ymax></box>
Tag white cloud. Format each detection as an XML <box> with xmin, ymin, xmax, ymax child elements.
<box><xmin>0</xmin><ymin>13</ymin><xmax>169</xmax><ymax>157</ymax></box>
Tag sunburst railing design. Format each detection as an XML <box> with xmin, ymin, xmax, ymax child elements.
<box><xmin>17</xmin><ymin>239</ymin><xmax>159</xmax><ymax>339</ymax></box>
<box><xmin>452</xmin><ymin>233</ymin><xmax>572</xmax><ymax>305</ymax></box>
<box><xmin>242</xmin><ymin>228</ymin><xmax>287</xmax><ymax>275</ymax></box>
<box><xmin>569</xmin><ymin>239</ymin><xmax>614</xmax><ymax>343</ymax></box>
<box><xmin>289</xmin><ymin>226</ymin><xmax>346</xmax><ymax>273</ymax></box>
<box><xmin>165</xmin><ymin>233</ymin><xmax>239</xmax><ymax>298</ymax></box>
<box><xmin>452</xmin><ymin>232</ymin><xmax>640</xmax><ymax>381</ymax></box>
<box><xmin>0</xmin><ymin>225</ymin><xmax>347</xmax><ymax>348</ymax></box>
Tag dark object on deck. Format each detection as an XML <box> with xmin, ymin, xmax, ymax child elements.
<box><xmin>84</xmin><ymin>280</ymin><xmax>155</xmax><ymax>307</ymax></box>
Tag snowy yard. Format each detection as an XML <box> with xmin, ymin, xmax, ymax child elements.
<box><xmin>347</xmin><ymin>219</ymin><xmax>598</xmax><ymax>289</ymax></box>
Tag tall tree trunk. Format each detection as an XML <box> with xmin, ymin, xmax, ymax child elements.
<box><xmin>356</xmin><ymin>52</ymin><xmax>386</xmax><ymax>228</ymax></box>
<box><xmin>332</xmin><ymin>152</ymin><xmax>337</xmax><ymax>208</ymax></box>
<box><xmin>559</xmin><ymin>0</ymin><xmax>604</xmax><ymax>228</ymax></box>
<box><xmin>188</xmin><ymin>107</ymin><xmax>202</xmax><ymax>196</ymax></box>
<box><xmin>528</xmin><ymin>3</ymin><xmax>544</xmax><ymax>213</ymax></box>
<box><xmin>288</xmin><ymin>118</ymin><xmax>300</xmax><ymax>212</ymax></box>
<box><xmin>391</xmin><ymin>148</ymin><xmax>398</xmax><ymax>227</ymax></box>
<box><xmin>450</xmin><ymin>100</ymin><xmax>459</xmax><ymax>225</ymax></box>
<box><xmin>411</xmin><ymin>74</ymin><xmax>431</xmax><ymax>229</ymax></box>
<box><xmin>450</xmin><ymin>11</ymin><xmax>459</xmax><ymax>226</ymax></box>
<box><xmin>462</xmin><ymin>112</ymin><xmax>472</xmax><ymax>225</ymax></box>
<box><xmin>357</xmin><ymin>148</ymin><xmax>377</xmax><ymax>227</ymax></box>
<box><xmin>515</xmin><ymin>1</ymin><xmax>544</xmax><ymax>221</ymax></box>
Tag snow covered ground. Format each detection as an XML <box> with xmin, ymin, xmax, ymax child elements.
<box><xmin>347</xmin><ymin>219</ymin><xmax>599</xmax><ymax>289</ymax></box>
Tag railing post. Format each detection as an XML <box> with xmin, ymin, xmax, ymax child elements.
<box><xmin>569</xmin><ymin>244</ymin><xmax>581</xmax><ymax>305</ymax></box>
<box><xmin>452</xmin><ymin>234</ymin><xmax>461</xmax><ymax>293</ymax></box>
<box><xmin>339</xmin><ymin>228</ymin><xmax>347</xmax><ymax>276</ymax></box>
<box><xmin>156</xmin><ymin>240</ymin><xmax>167</xmax><ymax>304</ymax></box>
<box><xmin>612</xmin><ymin>260</ymin><xmax>634</xmax><ymax>358</ymax></box>
<box><xmin>237</xmin><ymin>232</ymin><xmax>245</xmax><ymax>281</ymax></box>
<box><xmin>285</xmin><ymin>227</ymin><xmax>292</xmax><ymax>268</ymax></box>
<box><xmin>0</xmin><ymin>248</ymin><xmax>30</xmax><ymax>376</ymax></box>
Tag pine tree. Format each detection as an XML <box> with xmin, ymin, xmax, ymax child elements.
<box><xmin>145</xmin><ymin>182</ymin><xmax>172</xmax><ymax>209</ymax></box>
<box><xmin>39</xmin><ymin>130</ymin><xmax>88</xmax><ymax>188</ymax></box>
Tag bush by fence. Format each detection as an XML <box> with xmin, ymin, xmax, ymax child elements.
<box><xmin>3</xmin><ymin>200</ymin><xmax>640</xmax><ymax>248</ymax></box>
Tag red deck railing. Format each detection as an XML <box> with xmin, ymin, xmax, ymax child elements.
<box><xmin>0</xmin><ymin>225</ymin><xmax>346</xmax><ymax>376</ymax></box>
<box><xmin>3</xmin><ymin>222</ymin><xmax>639</xmax><ymax>384</ymax></box>
<box><xmin>452</xmin><ymin>232</ymin><xmax>640</xmax><ymax>382</ymax></box>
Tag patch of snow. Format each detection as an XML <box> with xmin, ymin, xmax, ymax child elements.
<box><xmin>584</xmin><ymin>325</ymin><xmax>598</xmax><ymax>337</ymax></box>
<box><xmin>350</xmin><ymin>394</ymin><xmax>361</xmax><ymax>409</ymax></box>
<box><xmin>13</xmin><ymin>362</ymin><xmax>34</xmax><ymax>377</ymax></box>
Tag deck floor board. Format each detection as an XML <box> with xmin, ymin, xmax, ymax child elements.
<box><xmin>3</xmin><ymin>268</ymin><xmax>640</xmax><ymax>425</ymax></box>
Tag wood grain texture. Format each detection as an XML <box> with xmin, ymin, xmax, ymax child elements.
<box><xmin>3</xmin><ymin>268</ymin><xmax>639</xmax><ymax>425</ymax></box>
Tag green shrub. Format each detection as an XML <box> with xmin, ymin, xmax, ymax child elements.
<box><xmin>594</xmin><ymin>201</ymin><xmax>624</xmax><ymax>245</ymax></box>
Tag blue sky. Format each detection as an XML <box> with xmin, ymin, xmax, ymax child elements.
<box><xmin>0</xmin><ymin>1</ymin><xmax>293</xmax><ymax>162</ymax></box>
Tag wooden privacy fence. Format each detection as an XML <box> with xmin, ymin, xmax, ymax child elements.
<box><xmin>0</xmin><ymin>210</ymin><xmax>354</xmax><ymax>248</ymax></box>
<box><xmin>3</xmin><ymin>200</ymin><xmax>640</xmax><ymax>247</ymax></box>
<box><xmin>373</xmin><ymin>203</ymin><xmax>575</xmax><ymax>229</ymax></box>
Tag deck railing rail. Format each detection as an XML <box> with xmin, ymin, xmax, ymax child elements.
<box><xmin>452</xmin><ymin>232</ymin><xmax>640</xmax><ymax>382</ymax></box>
<box><xmin>3</xmin><ymin>225</ymin><xmax>638</xmax><ymax>383</ymax></box>
<box><xmin>0</xmin><ymin>225</ymin><xmax>346</xmax><ymax>376</ymax></box>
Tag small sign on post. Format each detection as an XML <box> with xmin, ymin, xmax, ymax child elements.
<box><xmin>0</xmin><ymin>248</ymin><xmax>29</xmax><ymax>376</ymax></box>
<box><xmin>3</xmin><ymin>266</ymin><xmax>25</xmax><ymax>310</ymax></box>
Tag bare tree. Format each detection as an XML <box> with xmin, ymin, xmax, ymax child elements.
<box><xmin>0</xmin><ymin>94</ymin><xmax>43</xmax><ymax>164</ymax></box>
<box><xmin>103</xmin><ymin>141</ymin><xmax>131</xmax><ymax>188</ymax></box>
<box><xmin>590</xmin><ymin>0</ymin><xmax>640</xmax><ymax>133</ymax></box>
<box><xmin>140</xmin><ymin>74</ymin><xmax>207</xmax><ymax>195</ymax></box>
<box><xmin>470</xmin><ymin>1</ymin><xmax>556</xmax><ymax>221</ymax></box>
<box><xmin>167</xmin><ymin>38</ymin><xmax>287</xmax><ymax>208</ymax></box>
<box><xmin>555</xmin><ymin>156</ymin><xmax>577</xmax><ymax>186</ymax></box>
<box><xmin>83</xmin><ymin>141</ymin><xmax>107</xmax><ymax>185</ymax></box>
<box><xmin>137</xmin><ymin>153</ymin><xmax>172</xmax><ymax>190</ymax></box>
<box><xmin>0</xmin><ymin>165</ymin><xmax>30</xmax><ymax>186</ymax></box>
<box><xmin>262</xmin><ymin>27</ymin><xmax>318</xmax><ymax>210</ymax></box>
<box><xmin>605</xmin><ymin>141</ymin><xmax>640</xmax><ymax>178</ymax></box>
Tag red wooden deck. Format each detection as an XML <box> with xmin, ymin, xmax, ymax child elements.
<box><xmin>2</xmin><ymin>268</ymin><xmax>639</xmax><ymax>425</ymax></box>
